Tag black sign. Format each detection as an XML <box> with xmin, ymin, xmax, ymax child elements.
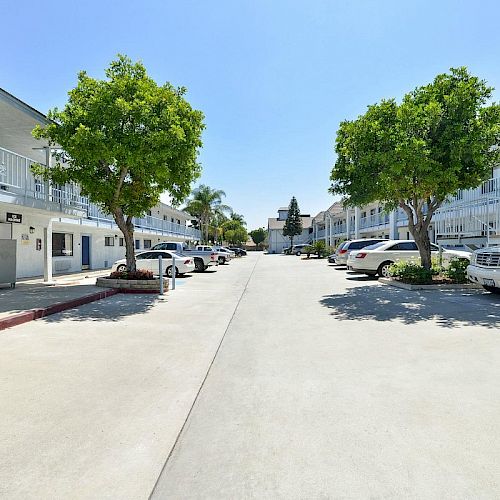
<box><xmin>6</xmin><ymin>212</ymin><xmax>22</xmax><ymax>223</ymax></box>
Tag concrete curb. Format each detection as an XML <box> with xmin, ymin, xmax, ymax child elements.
<box><xmin>378</xmin><ymin>277</ymin><xmax>482</xmax><ymax>291</ymax></box>
<box><xmin>0</xmin><ymin>289</ymin><xmax>121</xmax><ymax>332</ymax></box>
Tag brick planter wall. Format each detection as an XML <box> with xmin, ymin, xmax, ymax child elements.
<box><xmin>96</xmin><ymin>277</ymin><xmax>169</xmax><ymax>292</ymax></box>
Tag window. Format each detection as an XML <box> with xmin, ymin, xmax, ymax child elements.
<box><xmin>388</xmin><ymin>242</ymin><xmax>418</xmax><ymax>251</ymax></box>
<box><xmin>119</xmin><ymin>238</ymin><xmax>124</xmax><ymax>246</ymax></box>
<box><xmin>163</xmin><ymin>215</ymin><xmax>168</xmax><ymax>221</ymax></box>
<box><xmin>144</xmin><ymin>239</ymin><xmax>152</xmax><ymax>249</ymax></box>
<box><xmin>177</xmin><ymin>219</ymin><xmax>181</xmax><ymax>225</ymax></box>
<box><xmin>146</xmin><ymin>210</ymin><xmax>152</xmax><ymax>216</ymax></box>
<box><xmin>135</xmin><ymin>240</ymin><xmax>141</xmax><ymax>250</ymax></box>
<box><xmin>171</xmin><ymin>217</ymin><xmax>175</xmax><ymax>223</ymax></box>
<box><xmin>52</xmin><ymin>233</ymin><xmax>73</xmax><ymax>256</ymax></box>
<box><xmin>105</xmin><ymin>237</ymin><xmax>114</xmax><ymax>246</ymax></box>
<box><xmin>136</xmin><ymin>252</ymin><xmax>152</xmax><ymax>260</ymax></box>
<box><xmin>370</xmin><ymin>208</ymin><xmax>376</xmax><ymax>216</ymax></box>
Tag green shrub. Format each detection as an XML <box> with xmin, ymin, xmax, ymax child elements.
<box><xmin>443</xmin><ymin>258</ymin><xmax>469</xmax><ymax>283</ymax></box>
<box><xmin>388</xmin><ymin>261</ymin><xmax>433</xmax><ymax>284</ymax></box>
<box><xmin>109</xmin><ymin>269</ymin><xmax>155</xmax><ymax>280</ymax></box>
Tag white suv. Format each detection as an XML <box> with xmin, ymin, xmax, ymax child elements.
<box><xmin>467</xmin><ymin>247</ymin><xmax>500</xmax><ymax>293</ymax></box>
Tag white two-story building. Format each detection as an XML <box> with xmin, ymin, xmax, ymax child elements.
<box><xmin>0</xmin><ymin>88</ymin><xmax>201</xmax><ymax>280</ymax></box>
<box><xmin>267</xmin><ymin>207</ymin><xmax>313</xmax><ymax>253</ymax></box>
<box><xmin>310</xmin><ymin>167</ymin><xmax>500</xmax><ymax>250</ymax></box>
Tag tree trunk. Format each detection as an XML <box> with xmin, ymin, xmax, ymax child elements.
<box><xmin>112</xmin><ymin>208</ymin><xmax>136</xmax><ymax>272</ymax></box>
<box><xmin>290</xmin><ymin>236</ymin><xmax>294</xmax><ymax>253</ymax></box>
<box><xmin>413</xmin><ymin>227</ymin><xmax>432</xmax><ymax>270</ymax></box>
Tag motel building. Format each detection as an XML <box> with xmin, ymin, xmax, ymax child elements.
<box><xmin>0</xmin><ymin>88</ymin><xmax>201</xmax><ymax>282</ymax></box>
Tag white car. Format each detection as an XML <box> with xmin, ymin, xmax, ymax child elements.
<box><xmin>467</xmin><ymin>247</ymin><xmax>500</xmax><ymax>293</ymax></box>
<box><xmin>335</xmin><ymin>238</ymin><xmax>387</xmax><ymax>266</ymax></box>
<box><xmin>112</xmin><ymin>250</ymin><xmax>195</xmax><ymax>277</ymax></box>
<box><xmin>348</xmin><ymin>240</ymin><xmax>470</xmax><ymax>277</ymax></box>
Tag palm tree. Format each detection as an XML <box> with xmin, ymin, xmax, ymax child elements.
<box><xmin>183</xmin><ymin>185</ymin><xmax>231</xmax><ymax>243</ymax></box>
<box><xmin>230</xmin><ymin>212</ymin><xmax>246</xmax><ymax>226</ymax></box>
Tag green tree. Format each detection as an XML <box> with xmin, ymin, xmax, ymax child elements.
<box><xmin>183</xmin><ymin>185</ymin><xmax>231</xmax><ymax>243</ymax></box>
<box><xmin>32</xmin><ymin>55</ymin><xmax>204</xmax><ymax>272</ymax></box>
<box><xmin>331</xmin><ymin>67</ymin><xmax>500</xmax><ymax>269</ymax></box>
<box><xmin>221</xmin><ymin>219</ymin><xmax>247</xmax><ymax>245</ymax></box>
<box><xmin>230</xmin><ymin>212</ymin><xmax>246</xmax><ymax>226</ymax></box>
<box><xmin>283</xmin><ymin>196</ymin><xmax>303</xmax><ymax>251</ymax></box>
<box><xmin>306</xmin><ymin>240</ymin><xmax>327</xmax><ymax>258</ymax></box>
<box><xmin>249</xmin><ymin>227</ymin><xmax>266</xmax><ymax>250</ymax></box>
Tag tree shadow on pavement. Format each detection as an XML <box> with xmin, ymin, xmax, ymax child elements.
<box><xmin>43</xmin><ymin>294</ymin><xmax>158</xmax><ymax>323</ymax></box>
<box><xmin>319</xmin><ymin>284</ymin><xmax>500</xmax><ymax>329</ymax></box>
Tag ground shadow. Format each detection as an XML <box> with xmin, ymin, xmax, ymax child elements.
<box><xmin>43</xmin><ymin>293</ymin><xmax>158</xmax><ymax>323</ymax></box>
<box><xmin>319</xmin><ymin>284</ymin><xmax>500</xmax><ymax>329</ymax></box>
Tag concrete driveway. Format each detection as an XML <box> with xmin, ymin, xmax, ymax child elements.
<box><xmin>2</xmin><ymin>253</ymin><xmax>500</xmax><ymax>499</ymax></box>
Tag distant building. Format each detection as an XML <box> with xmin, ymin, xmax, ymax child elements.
<box><xmin>267</xmin><ymin>207</ymin><xmax>313</xmax><ymax>253</ymax></box>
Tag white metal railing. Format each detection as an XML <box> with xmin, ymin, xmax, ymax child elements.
<box><xmin>359</xmin><ymin>213</ymin><xmax>390</xmax><ymax>229</ymax></box>
<box><xmin>0</xmin><ymin>146</ymin><xmax>201</xmax><ymax>240</ymax></box>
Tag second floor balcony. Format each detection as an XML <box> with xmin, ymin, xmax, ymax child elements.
<box><xmin>0</xmin><ymin>146</ymin><xmax>201</xmax><ymax>240</ymax></box>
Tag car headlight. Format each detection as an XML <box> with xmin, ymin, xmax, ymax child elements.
<box><xmin>470</xmin><ymin>253</ymin><xmax>477</xmax><ymax>265</ymax></box>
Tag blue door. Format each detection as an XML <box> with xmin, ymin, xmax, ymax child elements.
<box><xmin>82</xmin><ymin>236</ymin><xmax>90</xmax><ymax>269</ymax></box>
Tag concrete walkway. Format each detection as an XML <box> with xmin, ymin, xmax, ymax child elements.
<box><xmin>2</xmin><ymin>253</ymin><xmax>500</xmax><ymax>498</ymax></box>
<box><xmin>0</xmin><ymin>270</ymin><xmax>109</xmax><ymax>319</ymax></box>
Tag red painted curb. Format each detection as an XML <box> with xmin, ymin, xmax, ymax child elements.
<box><xmin>0</xmin><ymin>288</ymin><xmax>121</xmax><ymax>332</ymax></box>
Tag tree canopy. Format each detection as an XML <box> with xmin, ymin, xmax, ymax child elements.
<box><xmin>330</xmin><ymin>67</ymin><xmax>500</xmax><ymax>268</ymax></box>
<box><xmin>33</xmin><ymin>55</ymin><xmax>204</xmax><ymax>271</ymax></box>
<box><xmin>249</xmin><ymin>228</ymin><xmax>266</xmax><ymax>249</ymax></box>
<box><xmin>183</xmin><ymin>184</ymin><xmax>231</xmax><ymax>243</ymax></box>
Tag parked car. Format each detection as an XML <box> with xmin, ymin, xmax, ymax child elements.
<box><xmin>284</xmin><ymin>243</ymin><xmax>311</xmax><ymax>256</ymax></box>
<box><xmin>335</xmin><ymin>238</ymin><xmax>387</xmax><ymax>266</ymax></box>
<box><xmin>112</xmin><ymin>250</ymin><xmax>195</xmax><ymax>277</ymax></box>
<box><xmin>348</xmin><ymin>240</ymin><xmax>470</xmax><ymax>277</ymax></box>
<box><xmin>228</xmin><ymin>247</ymin><xmax>247</xmax><ymax>256</ymax></box>
<box><xmin>327</xmin><ymin>253</ymin><xmax>336</xmax><ymax>264</ymax></box>
<box><xmin>151</xmin><ymin>242</ymin><xmax>218</xmax><ymax>272</ymax></box>
<box><xmin>467</xmin><ymin>246</ymin><xmax>500</xmax><ymax>293</ymax></box>
<box><xmin>212</xmin><ymin>246</ymin><xmax>234</xmax><ymax>264</ymax></box>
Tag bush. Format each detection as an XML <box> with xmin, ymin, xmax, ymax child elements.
<box><xmin>109</xmin><ymin>269</ymin><xmax>155</xmax><ymax>280</ymax></box>
<box><xmin>388</xmin><ymin>261</ymin><xmax>433</xmax><ymax>284</ymax></box>
<box><xmin>443</xmin><ymin>258</ymin><xmax>469</xmax><ymax>283</ymax></box>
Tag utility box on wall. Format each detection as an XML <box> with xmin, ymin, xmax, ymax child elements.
<box><xmin>0</xmin><ymin>239</ymin><xmax>16</xmax><ymax>288</ymax></box>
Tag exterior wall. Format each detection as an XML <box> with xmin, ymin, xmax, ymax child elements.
<box><xmin>268</xmin><ymin>228</ymin><xmax>312</xmax><ymax>254</ymax></box>
<box><xmin>0</xmin><ymin>208</ymin><xmax>192</xmax><ymax>279</ymax></box>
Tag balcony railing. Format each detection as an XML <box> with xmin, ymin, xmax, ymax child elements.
<box><xmin>0</xmin><ymin>146</ymin><xmax>201</xmax><ymax>240</ymax></box>
<box><xmin>359</xmin><ymin>213</ymin><xmax>390</xmax><ymax>229</ymax></box>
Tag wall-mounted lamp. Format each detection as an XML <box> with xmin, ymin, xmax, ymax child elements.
<box><xmin>29</xmin><ymin>226</ymin><xmax>35</xmax><ymax>234</ymax></box>
<box><xmin>114</xmin><ymin>234</ymin><xmax>118</xmax><ymax>238</ymax></box>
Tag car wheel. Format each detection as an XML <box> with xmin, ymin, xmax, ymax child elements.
<box><xmin>194</xmin><ymin>259</ymin><xmax>205</xmax><ymax>272</ymax></box>
<box><xmin>218</xmin><ymin>256</ymin><xmax>224</xmax><ymax>265</ymax></box>
<box><xmin>377</xmin><ymin>261</ymin><xmax>394</xmax><ymax>278</ymax></box>
<box><xmin>116</xmin><ymin>264</ymin><xmax>127</xmax><ymax>272</ymax></box>
<box><xmin>296</xmin><ymin>251</ymin><xmax>301</xmax><ymax>256</ymax></box>
<box><xmin>166</xmin><ymin>266</ymin><xmax>178</xmax><ymax>278</ymax></box>
<box><xmin>483</xmin><ymin>285</ymin><xmax>500</xmax><ymax>294</ymax></box>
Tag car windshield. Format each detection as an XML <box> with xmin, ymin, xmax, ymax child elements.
<box><xmin>363</xmin><ymin>242</ymin><xmax>387</xmax><ymax>250</ymax></box>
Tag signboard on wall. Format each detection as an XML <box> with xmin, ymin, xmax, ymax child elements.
<box><xmin>6</xmin><ymin>212</ymin><xmax>22</xmax><ymax>223</ymax></box>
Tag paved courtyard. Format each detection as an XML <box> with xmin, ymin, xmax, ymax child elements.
<box><xmin>1</xmin><ymin>253</ymin><xmax>500</xmax><ymax>498</ymax></box>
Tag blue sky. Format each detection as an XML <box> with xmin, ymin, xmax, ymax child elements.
<box><xmin>3</xmin><ymin>0</ymin><xmax>500</xmax><ymax>229</ymax></box>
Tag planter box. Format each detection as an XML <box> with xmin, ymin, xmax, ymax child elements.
<box><xmin>96</xmin><ymin>277</ymin><xmax>169</xmax><ymax>292</ymax></box>
<box><xmin>378</xmin><ymin>277</ymin><xmax>481</xmax><ymax>291</ymax></box>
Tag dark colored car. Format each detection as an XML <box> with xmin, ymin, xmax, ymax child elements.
<box><xmin>229</xmin><ymin>247</ymin><xmax>247</xmax><ymax>256</ymax></box>
<box><xmin>327</xmin><ymin>254</ymin><xmax>336</xmax><ymax>264</ymax></box>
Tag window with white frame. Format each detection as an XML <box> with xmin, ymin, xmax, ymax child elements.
<box><xmin>105</xmin><ymin>237</ymin><xmax>114</xmax><ymax>246</ymax></box>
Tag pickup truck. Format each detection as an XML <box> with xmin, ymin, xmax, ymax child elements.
<box><xmin>198</xmin><ymin>245</ymin><xmax>232</xmax><ymax>264</ymax></box>
<box><xmin>151</xmin><ymin>242</ymin><xmax>219</xmax><ymax>272</ymax></box>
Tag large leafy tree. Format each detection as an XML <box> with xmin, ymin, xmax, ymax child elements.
<box><xmin>283</xmin><ymin>196</ymin><xmax>303</xmax><ymax>250</ymax></box>
<box><xmin>249</xmin><ymin>228</ymin><xmax>266</xmax><ymax>250</ymax></box>
<box><xmin>183</xmin><ymin>184</ymin><xmax>231</xmax><ymax>243</ymax></box>
<box><xmin>221</xmin><ymin>219</ymin><xmax>247</xmax><ymax>245</ymax></box>
<box><xmin>33</xmin><ymin>55</ymin><xmax>204</xmax><ymax>272</ymax></box>
<box><xmin>331</xmin><ymin>67</ymin><xmax>500</xmax><ymax>269</ymax></box>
